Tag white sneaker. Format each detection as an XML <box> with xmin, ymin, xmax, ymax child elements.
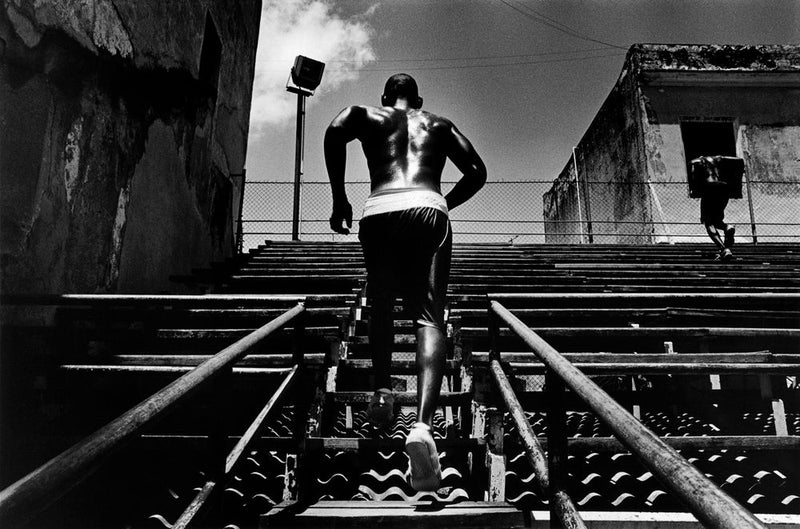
<box><xmin>404</xmin><ymin>422</ymin><xmax>441</xmax><ymax>491</ymax></box>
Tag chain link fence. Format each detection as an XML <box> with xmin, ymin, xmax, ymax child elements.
<box><xmin>238</xmin><ymin>178</ymin><xmax>799</xmax><ymax>251</ymax></box>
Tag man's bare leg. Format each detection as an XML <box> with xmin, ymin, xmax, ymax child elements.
<box><xmin>405</xmin><ymin>324</ymin><xmax>446</xmax><ymax>491</ymax></box>
<box><xmin>705</xmin><ymin>223</ymin><xmax>726</xmax><ymax>251</ymax></box>
<box><xmin>707</xmin><ymin>222</ymin><xmax>733</xmax><ymax>261</ymax></box>
<box><xmin>415</xmin><ymin>325</ymin><xmax>446</xmax><ymax>426</ymax></box>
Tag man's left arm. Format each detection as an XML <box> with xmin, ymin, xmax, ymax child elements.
<box><xmin>443</xmin><ymin>122</ymin><xmax>487</xmax><ymax>211</ymax></box>
<box><xmin>324</xmin><ymin>106</ymin><xmax>362</xmax><ymax>234</ymax></box>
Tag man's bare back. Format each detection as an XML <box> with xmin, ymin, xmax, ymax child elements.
<box><xmin>328</xmin><ymin>105</ymin><xmax>454</xmax><ymax>194</ymax></box>
<box><xmin>325</xmin><ymin>80</ymin><xmax>485</xmax><ymax>234</ymax></box>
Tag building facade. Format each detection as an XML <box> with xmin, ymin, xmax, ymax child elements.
<box><xmin>544</xmin><ymin>44</ymin><xmax>800</xmax><ymax>244</ymax></box>
<box><xmin>1</xmin><ymin>0</ymin><xmax>261</xmax><ymax>293</ymax></box>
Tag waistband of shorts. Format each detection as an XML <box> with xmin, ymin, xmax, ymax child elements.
<box><xmin>362</xmin><ymin>188</ymin><xmax>449</xmax><ymax>218</ymax></box>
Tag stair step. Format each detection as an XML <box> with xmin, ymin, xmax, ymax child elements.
<box><xmin>450</xmin><ymin>283</ymin><xmax>800</xmax><ymax>293</ymax></box>
<box><xmin>339</xmin><ymin>359</ymin><xmax>459</xmax><ymax>373</ymax></box>
<box><xmin>453</xmin><ymin>309</ymin><xmax>800</xmax><ymax>329</ymax></box>
<box><xmin>262</xmin><ymin>501</ymin><xmax>527</xmax><ymax>528</ymax></box>
<box><xmin>70</xmin><ymin>352</ymin><xmax>327</xmax><ymax>367</ymax></box>
<box><xmin>328</xmin><ymin>391</ymin><xmax>471</xmax><ymax>406</ymax></box>
<box><xmin>459</xmin><ymin>326</ymin><xmax>800</xmax><ymax>353</ymax></box>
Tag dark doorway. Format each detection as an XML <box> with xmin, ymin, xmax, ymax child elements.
<box><xmin>680</xmin><ymin>121</ymin><xmax>737</xmax><ymax>174</ymax></box>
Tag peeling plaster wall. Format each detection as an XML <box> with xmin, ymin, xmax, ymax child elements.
<box><xmin>544</xmin><ymin>44</ymin><xmax>800</xmax><ymax>244</ymax></box>
<box><xmin>0</xmin><ymin>0</ymin><xmax>261</xmax><ymax>294</ymax></box>
<box><xmin>640</xmin><ymin>84</ymin><xmax>800</xmax><ymax>242</ymax></box>
<box><xmin>544</xmin><ymin>58</ymin><xmax>651</xmax><ymax>244</ymax></box>
<box><xmin>543</xmin><ymin>158</ymin><xmax>581</xmax><ymax>244</ymax></box>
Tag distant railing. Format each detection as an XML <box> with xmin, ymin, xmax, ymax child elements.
<box><xmin>487</xmin><ymin>299</ymin><xmax>769</xmax><ymax>529</ymax></box>
<box><xmin>237</xmin><ymin>179</ymin><xmax>800</xmax><ymax>249</ymax></box>
<box><xmin>0</xmin><ymin>301</ymin><xmax>307</xmax><ymax>528</ymax></box>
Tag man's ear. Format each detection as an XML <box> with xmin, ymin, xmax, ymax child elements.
<box><xmin>415</xmin><ymin>96</ymin><xmax>423</xmax><ymax>109</ymax></box>
<box><xmin>381</xmin><ymin>94</ymin><xmax>389</xmax><ymax>106</ymax></box>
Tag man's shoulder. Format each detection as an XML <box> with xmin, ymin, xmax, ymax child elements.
<box><xmin>330</xmin><ymin>105</ymin><xmax>382</xmax><ymax>128</ymax></box>
<box><xmin>416</xmin><ymin>109</ymin><xmax>450</xmax><ymax>122</ymax></box>
<box><xmin>413</xmin><ymin>110</ymin><xmax>454</xmax><ymax>131</ymax></box>
<box><xmin>348</xmin><ymin>105</ymin><xmax>399</xmax><ymax>121</ymax></box>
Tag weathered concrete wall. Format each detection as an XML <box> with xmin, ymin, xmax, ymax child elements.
<box><xmin>633</xmin><ymin>43</ymin><xmax>800</xmax><ymax>73</ymax></box>
<box><xmin>544</xmin><ymin>53</ymin><xmax>652</xmax><ymax>244</ymax></box>
<box><xmin>640</xmin><ymin>84</ymin><xmax>800</xmax><ymax>242</ymax></box>
<box><xmin>544</xmin><ymin>44</ymin><xmax>800</xmax><ymax>244</ymax></box>
<box><xmin>543</xmin><ymin>157</ymin><xmax>582</xmax><ymax>244</ymax></box>
<box><xmin>1</xmin><ymin>0</ymin><xmax>260</xmax><ymax>294</ymax></box>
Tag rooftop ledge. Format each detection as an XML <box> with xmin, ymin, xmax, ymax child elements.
<box><xmin>640</xmin><ymin>69</ymin><xmax>800</xmax><ymax>87</ymax></box>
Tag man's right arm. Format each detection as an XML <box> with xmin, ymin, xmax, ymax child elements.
<box><xmin>443</xmin><ymin>123</ymin><xmax>487</xmax><ymax>211</ymax></box>
<box><xmin>324</xmin><ymin>106</ymin><xmax>363</xmax><ymax>234</ymax></box>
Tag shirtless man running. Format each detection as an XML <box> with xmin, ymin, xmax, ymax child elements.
<box><xmin>324</xmin><ymin>74</ymin><xmax>486</xmax><ymax>491</ymax></box>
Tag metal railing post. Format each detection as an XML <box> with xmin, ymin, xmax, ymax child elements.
<box><xmin>0</xmin><ymin>303</ymin><xmax>305</xmax><ymax>527</ymax></box>
<box><xmin>488</xmin><ymin>359</ymin><xmax>586</xmax><ymax>529</ymax></box>
<box><xmin>488</xmin><ymin>303</ymin><xmax>500</xmax><ymax>364</ymax></box>
<box><xmin>204</xmin><ymin>366</ymin><xmax>234</xmax><ymax>526</ymax></box>
<box><xmin>490</xmin><ymin>300</ymin><xmax>769</xmax><ymax>529</ymax></box>
<box><xmin>546</xmin><ymin>370</ymin><xmax>570</xmax><ymax>529</ymax></box>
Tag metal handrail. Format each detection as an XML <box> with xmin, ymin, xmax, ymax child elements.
<box><xmin>173</xmin><ymin>363</ymin><xmax>301</xmax><ymax>528</ymax></box>
<box><xmin>489</xmin><ymin>300</ymin><xmax>767</xmax><ymax>529</ymax></box>
<box><xmin>244</xmin><ymin>179</ymin><xmax>800</xmax><ymax>185</ymax></box>
<box><xmin>488</xmin><ymin>359</ymin><xmax>587</xmax><ymax>529</ymax></box>
<box><xmin>242</xmin><ymin>218</ymin><xmax>800</xmax><ymax>226</ymax></box>
<box><xmin>0</xmin><ymin>302</ymin><xmax>306</xmax><ymax>527</ymax></box>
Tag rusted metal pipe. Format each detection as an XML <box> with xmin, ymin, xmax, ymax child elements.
<box><xmin>489</xmin><ymin>360</ymin><xmax>587</xmax><ymax>529</ymax></box>
<box><xmin>491</xmin><ymin>300</ymin><xmax>767</xmax><ymax>529</ymax></box>
<box><xmin>0</xmin><ymin>303</ymin><xmax>305</xmax><ymax>527</ymax></box>
<box><xmin>172</xmin><ymin>365</ymin><xmax>300</xmax><ymax>529</ymax></box>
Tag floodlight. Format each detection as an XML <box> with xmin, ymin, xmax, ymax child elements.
<box><xmin>288</xmin><ymin>55</ymin><xmax>325</xmax><ymax>94</ymax></box>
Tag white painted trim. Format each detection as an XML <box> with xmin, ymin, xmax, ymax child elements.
<box><xmin>525</xmin><ymin>510</ymin><xmax>800</xmax><ymax>528</ymax></box>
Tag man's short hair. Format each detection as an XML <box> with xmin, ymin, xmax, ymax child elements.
<box><xmin>383</xmin><ymin>73</ymin><xmax>419</xmax><ymax>105</ymax></box>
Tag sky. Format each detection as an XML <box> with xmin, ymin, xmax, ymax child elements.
<box><xmin>242</xmin><ymin>0</ymin><xmax>799</xmax><ymax>243</ymax></box>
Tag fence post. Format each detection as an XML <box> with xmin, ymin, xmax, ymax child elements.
<box><xmin>744</xmin><ymin>169</ymin><xmax>758</xmax><ymax>244</ymax></box>
<box><xmin>234</xmin><ymin>170</ymin><xmax>246</xmax><ymax>254</ymax></box>
<box><xmin>572</xmin><ymin>148</ymin><xmax>586</xmax><ymax>244</ymax></box>
<box><xmin>578</xmin><ymin>149</ymin><xmax>594</xmax><ymax>244</ymax></box>
<box><xmin>291</xmin><ymin>93</ymin><xmax>307</xmax><ymax>241</ymax></box>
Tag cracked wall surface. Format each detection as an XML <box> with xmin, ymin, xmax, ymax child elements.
<box><xmin>1</xmin><ymin>0</ymin><xmax>261</xmax><ymax>294</ymax></box>
<box><xmin>544</xmin><ymin>44</ymin><xmax>800</xmax><ymax>244</ymax></box>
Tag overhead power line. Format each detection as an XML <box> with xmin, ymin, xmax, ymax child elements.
<box><xmin>339</xmin><ymin>51</ymin><xmax>624</xmax><ymax>72</ymax></box>
<box><xmin>259</xmin><ymin>51</ymin><xmax>624</xmax><ymax>73</ymax></box>
<box><xmin>497</xmin><ymin>0</ymin><xmax>627</xmax><ymax>50</ymax></box>
<box><xmin>257</xmin><ymin>47</ymin><xmax>616</xmax><ymax>64</ymax></box>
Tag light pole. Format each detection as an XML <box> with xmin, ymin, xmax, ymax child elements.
<box><xmin>286</xmin><ymin>56</ymin><xmax>325</xmax><ymax>241</ymax></box>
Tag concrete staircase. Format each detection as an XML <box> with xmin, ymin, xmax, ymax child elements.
<box><xmin>2</xmin><ymin>241</ymin><xmax>799</xmax><ymax>528</ymax></box>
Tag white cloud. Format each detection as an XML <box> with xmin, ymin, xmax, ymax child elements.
<box><xmin>249</xmin><ymin>0</ymin><xmax>377</xmax><ymax>136</ymax></box>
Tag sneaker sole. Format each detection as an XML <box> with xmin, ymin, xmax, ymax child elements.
<box><xmin>405</xmin><ymin>439</ymin><xmax>441</xmax><ymax>491</ymax></box>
